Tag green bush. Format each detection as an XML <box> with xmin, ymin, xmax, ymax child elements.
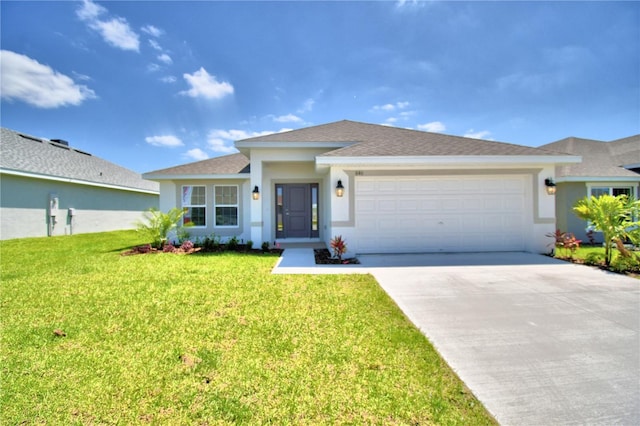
<box><xmin>584</xmin><ymin>252</ymin><xmax>605</xmax><ymax>266</ymax></box>
<box><xmin>610</xmin><ymin>256</ymin><xmax>640</xmax><ymax>273</ymax></box>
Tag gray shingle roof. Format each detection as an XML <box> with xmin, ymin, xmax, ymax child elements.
<box><xmin>538</xmin><ymin>135</ymin><xmax>640</xmax><ymax>179</ymax></box>
<box><xmin>144</xmin><ymin>153</ymin><xmax>250</xmax><ymax>177</ymax></box>
<box><xmin>1</xmin><ymin>127</ymin><xmax>159</xmax><ymax>192</ymax></box>
<box><xmin>240</xmin><ymin>120</ymin><xmax>566</xmax><ymax>157</ymax></box>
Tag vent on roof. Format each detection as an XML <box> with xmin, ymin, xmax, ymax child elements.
<box><xmin>18</xmin><ymin>133</ymin><xmax>43</xmax><ymax>143</ymax></box>
<box><xmin>50</xmin><ymin>139</ymin><xmax>69</xmax><ymax>146</ymax></box>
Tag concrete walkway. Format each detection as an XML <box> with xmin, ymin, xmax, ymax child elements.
<box><xmin>273</xmin><ymin>249</ymin><xmax>640</xmax><ymax>425</ymax></box>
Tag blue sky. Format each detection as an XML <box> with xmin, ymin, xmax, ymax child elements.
<box><xmin>1</xmin><ymin>1</ymin><xmax>638</xmax><ymax>173</ymax></box>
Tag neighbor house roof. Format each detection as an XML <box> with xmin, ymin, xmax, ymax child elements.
<box><xmin>538</xmin><ymin>135</ymin><xmax>640</xmax><ymax>180</ymax></box>
<box><xmin>143</xmin><ymin>153</ymin><xmax>250</xmax><ymax>179</ymax></box>
<box><xmin>1</xmin><ymin>127</ymin><xmax>159</xmax><ymax>193</ymax></box>
<box><xmin>239</xmin><ymin>120</ymin><xmax>569</xmax><ymax>157</ymax></box>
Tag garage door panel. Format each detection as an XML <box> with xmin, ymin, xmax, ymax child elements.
<box><xmin>355</xmin><ymin>175</ymin><xmax>526</xmax><ymax>253</ymax></box>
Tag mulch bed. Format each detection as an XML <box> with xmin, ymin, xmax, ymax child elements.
<box><xmin>314</xmin><ymin>248</ymin><xmax>360</xmax><ymax>265</ymax></box>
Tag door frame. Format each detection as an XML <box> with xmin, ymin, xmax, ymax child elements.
<box><xmin>275</xmin><ymin>182</ymin><xmax>320</xmax><ymax>239</ymax></box>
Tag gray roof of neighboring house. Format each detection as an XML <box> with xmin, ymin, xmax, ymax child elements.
<box><xmin>538</xmin><ymin>135</ymin><xmax>640</xmax><ymax>179</ymax></box>
<box><xmin>144</xmin><ymin>153</ymin><xmax>250</xmax><ymax>177</ymax></box>
<box><xmin>1</xmin><ymin>127</ymin><xmax>159</xmax><ymax>193</ymax></box>
<box><xmin>240</xmin><ymin>120</ymin><xmax>566</xmax><ymax>157</ymax></box>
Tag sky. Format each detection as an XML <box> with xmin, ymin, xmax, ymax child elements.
<box><xmin>1</xmin><ymin>0</ymin><xmax>639</xmax><ymax>174</ymax></box>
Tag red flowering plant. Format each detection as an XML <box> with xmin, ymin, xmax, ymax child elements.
<box><xmin>547</xmin><ymin>229</ymin><xmax>581</xmax><ymax>259</ymax></box>
<box><xmin>330</xmin><ymin>235</ymin><xmax>347</xmax><ymax>261</ymax></box>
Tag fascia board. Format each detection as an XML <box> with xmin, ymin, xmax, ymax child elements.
<box><xmin>142</xmin><ymin>173</ymin><xmax>249</xmax><ymax>181</ymax></box>
<box><xmin>315</xmin><ymin>155</ymin><xmax>582</xmax><ymax>166</ymax></box>
<box><xmin>556</xmin><ymin>176</ymin><xmax>640</xmax><ymax>183</ymax></box>
<box><xmin>234</xmin><ymin>141</ymin><xmax>354</xmax><ymax>150</ymax></box>
<box><xmin>1</xmin><ymin>168</ymin><xmax>159</xmax><ymax>195</ymax></box>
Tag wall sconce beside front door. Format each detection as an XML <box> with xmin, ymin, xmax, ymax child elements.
<box><xmin>252</xmin><ymin>185</ymin><xmax>260</xmax><ymax>200</ymax></box>
<box><xmin>335</xmin><ymin>180</ymin><xmax>345</xmax><ymax>197</ymax></box>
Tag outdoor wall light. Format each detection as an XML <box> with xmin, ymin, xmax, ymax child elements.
<box><xmin>335</xmin><ymin>180</ymin><xmax>345</xmax><ymax>197</ymax></box>
<box><xmin>544</xmin><ymin>178</ymin><xmax>557</xmax><ymax>195</ymax></box>
<box><xmin>252</xmin><ymin>185</ymin><xmax>260</xmax><ymax>200</ymax></box>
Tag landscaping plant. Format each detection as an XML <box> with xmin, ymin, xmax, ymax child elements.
<box><xmin>330</xmin><ymin>235</ymin><xmax>347</xmax><ymax>261</ymax></box>
<box><xmin>135</xmin><ymin>207</ymin><xmax>190</xmax><ymax>249</ymax></box>
<box><xmin>573</xmin><ymin>194</ymin><xmax>640</xmax><ymax>266</ymax></box>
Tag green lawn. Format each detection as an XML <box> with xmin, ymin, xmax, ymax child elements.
<box><xmin>1</xmin><ymin>231</ymin><xmax>495</xmax><ymax>425</ymax></box>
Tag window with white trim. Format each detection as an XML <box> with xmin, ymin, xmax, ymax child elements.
<box><xmin>182</xmin><ymin>185</ymin><xmax>206</xmax><ymax>227</ymax></box>
<box><xmin>214</xmin><ymin>185</ymin><xmax>238</xmax><ymax>227</ymax></box>
<box><xmin>590</xmin><ymin>186</ymin><xmax>633</xmax><ymax>198</ymax></box>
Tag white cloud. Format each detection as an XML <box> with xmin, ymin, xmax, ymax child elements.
<box><xmin>76</xmin><ymin>0</ymin><xmax>105</xmax><ymax>21</ymax></box>
<box><xmin>180</xmin><ymin>67</ymin><xmax>234</xmax><ymax>100</ymax></box>
<box><xmin>273</xmin><ymin>114</ymin><xmax>302</xmax><ymax>123</ymax></box>
<box><xmin>157</xmin><ymin>53</ymin><xmax>172</xmax><ymax>65</ymax></box>
<box><xmin>160</xmin><ymin>76</ymin><xmax>177</xmax><ymax>83</ymax></box>
<box><xmin>0</xmin><ymin>50</ymin><xmax>96</xmax><ymax>108</ymax></box>
<box><xmin>417</xmin><ymin>121</ymin><xmax>446</xmax><ymax>132</ymax></box>
<box><xmin>76</xmin><ymin>0</ymin><xmax>139</xmax><ymax>52</ymax></box>
<box><xmin>149</xmin><ymin>39</ymin><xmax>162</xmax><ymax>51</ymax></box>
<box><xmin>147</xmin><ymin>63</ymin><xmax>160</xmax><ymax>72</ymax></box>
<box><xmin>372</xmin><ymin>101</ymin><xmax>410</xmax><ymax>112</ymax></box>
<box><xmin>183</xmin><ymin>148</ymin><xmax>209</xmax><ymax>161</ymax></box>
<box><xmin>464</xmin><ymin>129</ymin><xmax>492</xmax><ymax>140</ymax></box>
<box><xmin>385</xmin><ymin>117</ymin><xmax>398</xmax><ymax>124</ymax></box>
<box><xmin>144</xmin><ymin>135</ymin><xmax>183</xmax><ymax>147</ymax></box>
<box><xmin>141</xmin><ymin>25</ymin><xmax>163</xmax><ymax>38</ymax></box>
<box><xmin>297</xmin><ymin>98</ymin><xmax>315</xmax><ymax>113</ymax></box>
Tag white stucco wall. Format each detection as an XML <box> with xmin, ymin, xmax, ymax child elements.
<box><xmin>0</xmin><ymin>174</ymin><xmax>158</xmax><ymax>240</ymax></box>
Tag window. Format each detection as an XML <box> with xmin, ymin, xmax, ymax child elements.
<box><xmin>590</xmin><ymin>186</ymin><xmax>633</xmax><ymax>198</ymax></box>
<box><xmin>215</xmin><ymin>185</ymin><xmax>238</xmax><ymax>227</ymax></box>
<box><xmin>182</xmin><ymin>186</ymin><xmax>206</xmax><ymax>227</ymax></box>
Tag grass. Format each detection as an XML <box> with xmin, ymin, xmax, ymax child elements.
<box><xmin>1</xmin><ymin>231</ymin><xmax>496</xmax><ymax>425</ymax></box>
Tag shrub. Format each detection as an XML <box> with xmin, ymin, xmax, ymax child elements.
<box><xmin>547</xmin><ymin>229</ymin><xmax>581</xmax><ymax>259</ymax></box>
<box><xmin>226</xmin><ymin>236</ymin><xmax>239</xmax><ymax>251</ymax></box>
<box><xmin>584</xmin><ymin>252</ymin><xmax>605</xmax><ymax>266</ymax></box>
<box><xmin>330</xmin><ymin>235</ymin><xmax>347</xmax><ymax>261</ymax></box>
<box><xmin>135</xmin><ymin>208</ymin><xmax>190</xmax><ymax>249</ymax></box>
<box><xmin>261</xmin><ymin>242</ymin><xmax>270</xmax><ymax>252</ymax></box>
<box><xmin>163</xmin><ymin>243</ymin><xmax>176</xmax><ymax>253</ymax></box>
<box><xmin>610</xmin><ymin>256</ymin><xmax>640</xmax><ymax>273</ymax></box>
<box><xmin>180</xmin><ymin>240</ymin><xmax>194</xmax><ymax>252</ymax></box>
<box><xmin>246</xmin><ymin>240</ymin><xmax>253</xmax><ymax>251</ymax></box>
<box><xmin>202</xmin><ymin>234</ymin><xmax>221</xmax><ymax>252</ymax></box>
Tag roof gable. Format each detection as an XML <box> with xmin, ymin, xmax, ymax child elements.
<box><xmin>539</xmin><ymin>135</ymin><xmax>640</xmax><ymax>179</ymax></box>
<box><xmin>1</xmin><ymin>127</ymin><xmax>159</xmax><ymax>193</ymax></box>
<box><xmin>144</xmin><ymin>153</ymin><xmax>250</xmax><ymax>178</ymax></box>
<box><xmin>239</xmin><ymin>120</ymin><xmax>565</xmax><ymax>157</ymax></box>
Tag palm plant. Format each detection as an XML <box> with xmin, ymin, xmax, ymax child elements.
<box><xmin>135</xmin><ymin>207</ymin><xmax>189</xmax><ymax>249</ymax></box>
<box><xmin>573</xmin><ymin>194</ymin><xmax>639</xmax><ymax>265</ymax></box>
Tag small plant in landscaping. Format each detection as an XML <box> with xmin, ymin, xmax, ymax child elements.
<box><xmin>330</xmin><ymin>235</ymin><xmax>347</xmax><ymax>261</ymax></box>
<box><xmin>135</xmin><ymin>207</ymin><xmax>191</xmax><ymax>249</ymax></box>
<box><xmin>547</xmin><ymin>229</ymin><xmax>582</xmax><ymax>259</ymax></box>
<box><xmin>261</xmin><ymin>241</ymin><xmax>270</xmax><ymax>252</ymax></box>
<box><xmin>585</xmin><ymin>229</ymin><xmax>596</xmax><ymax>245</ymax></box>
<box><xmin>226</xmin><ymin>236</ymin><xmax>239</xmax><ymax>251</ymax></box>
<box><xmin>163</xmin><ymin>243</ymin><xmax>177</xmax><ymax>253</ymax></box>
<box><xmin>245</xmin><ymin>240</ymin><xmax>253</xmax><ymax>251</ymax></box>
<box><xmin>180</xmin><ymin>240</ymin><xmax>194</xmax><ymax>252</ymax></box>
<box><xmin>202</xmin><ymin>233</ymin><xmax>222</xmax><ymax>251</ymax></box>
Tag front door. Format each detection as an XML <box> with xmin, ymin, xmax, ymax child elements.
<box><xmin>275</xmin><ymin>183</ymin><xmax>319</xmax><ymax>239</ymax></box>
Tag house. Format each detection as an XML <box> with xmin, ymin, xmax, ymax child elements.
<box><xmin>538</xmin><ymin>134</ymin><xmax>640</xmax><ymax>242</ymax></box>
<box><xmin>0</xmin><ymin>127</ymin><xmax>159</xmax><ymax>240</ymax></box>
<box><xmin>143</xmin><ymin>120</ymin><xmax>580</xmax><ymax>254</ymax></box>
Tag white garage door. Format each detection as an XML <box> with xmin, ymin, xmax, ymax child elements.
<box><xmin>355</xmin><ymin>175</ymin><xmax>527</xmax><ymax>253</ymax></box>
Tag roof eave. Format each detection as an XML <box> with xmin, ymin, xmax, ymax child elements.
<box><xmin>142</xmin><ymin>173</ymin><xmax>249</xmax><ymax>181</ymax></box>
<box><xmin>315</xmin><ymin>154</ymin><xmax>581</xmax><ymax>168</ymax></box>
<box><xmin>556</xmin><ymin>176</ymin><xmax>640</xmax><ymax>183</ymax></box>
<box><xmin>1</xmin><ymin>168</ymin><xmax>159</xmax><ymax>194</ymax></box>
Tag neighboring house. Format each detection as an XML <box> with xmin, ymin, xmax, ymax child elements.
<box><xmin>144</xmin><ymin>120</ymin><xmax>580</xmax><ymax>254</ymax></box>
<box><xmin>0</xmin><ymin>127</ymin><xmax>159</xmax><ymax>240</ymax></box>
<box><xmin>539</xmin><ymin>135</ymin><xmax>640</xmax><ymax>243</ymax></box>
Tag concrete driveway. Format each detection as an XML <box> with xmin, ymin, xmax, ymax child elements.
<box><xmin>361</xmin><ymin>252</ymin><xmax>640</xmax><ymax>426</ymax></box>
